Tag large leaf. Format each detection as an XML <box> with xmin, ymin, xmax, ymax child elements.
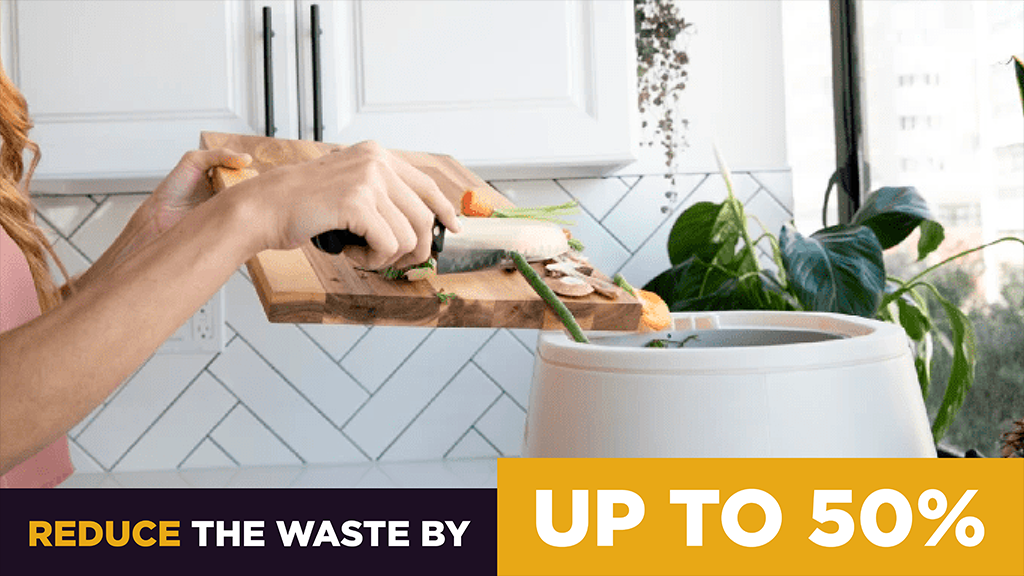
<box><xmin>667</xmin><ymin>202</ymin><xmax>723</xmax><ymax>265</ymax></box>
<box><xmin>780</xmin><ymin>224</ymin><xmax>885</xmax><ymax>317</ymax></box>
<box><xmin>916</xmin><ymin>220</ymin><xmax>945</xmax><ymax>261</ymax></box>
<box><xmin>924</xmin><ymin>284</ymin><xmax>977</xmax><ymax>441</ymax></box>
<box><xmin>895</xmin><ymin>293</ymin><xmax>932</xmax><ymax>340</ymax></box>
<box><xmin>642</xmin><ymin>256</ymin><xmax>774</xmax><ymax>312</ymax></box>
<box><xmin>851</xmin><ymin>186</ymin><xmax>938</xmax><ymax>250</ymax></box>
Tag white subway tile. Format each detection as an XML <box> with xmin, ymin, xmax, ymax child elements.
<box><xmin>114</xmin><ymin>373</ymin><xmax>235</xmax><ymax>471</ymax></box>
<box><xmin>602</xmin><ymin>174</ymin><xmax>704</xmax><ymax>251</ymax></box>
<box><xmin>224</xmin><ymin>273</ymin><xmax>367</xmax><ymax>425</ymax></box>
<box><xmin>344</xmin><ymin>328</ymin><xmax>494</xmax><ymax>458</ymax></box>
<box><xmin>340</xmin><ymin>326</ymin><xmax>432</xmax><ymax>393</ymax></box>
<box><xmin>33</xmin><ymin>196</ymin><xmax>96</xmax><ymax>237</ymax></box>
<box><xmin>447</xmin><ymin>429</ymin><xmax>500</xmax><ymax>459</ymax></box>
<box><xmin>209</xmin><ymin>340</ymin><xmax>365</xmax><ymax>464</ymax></box>
<box><xmin>76</xmin><ymin>352</ymin><xmax>214</xmax><ymax>469</ymax></box>
<box><xmin>556</xmin><ymin>177</ymin><xmax>629</xmax><ymax>221</ymax></box>
<box><xmin>475</xmin><ymin>395</ymin><xmax>527</xmax><ymax>457</ymax></box>
<box><xmin>210</xmin><ymin>405</ymin><xmax>301</xmax><ymax>466</ymax></box>
<box><xmin>472</xmin><ymin>330</ymin><xmax>533</xmax><ymax>409</ymax></box>
<box><xmin>67</xmin><ymin>439</ymin><xmax>105</xmax><ymax>474</ymax></box>
<box><xmin>750</xmin><ymin>170</ymin><xmax>794</xmax><ymax>212</ymax></box>
<box><xmin>68</xmin><ymin>195</ymin><xmax>145</xmax><ymax>261</ymax></box>
<box><xmin>299</xmin><ymin>323</ymin><xmax>369</xmax><ymax>361</ymax></box>
<box><xmin>180</xmin><ymin>438</ymin><xmax>236</xmax><ymax>470</ymax></box>
<box><xmin>381</xmin><ymin>363</ymin><xmax>501</xmax><ymax>461</ymax></box>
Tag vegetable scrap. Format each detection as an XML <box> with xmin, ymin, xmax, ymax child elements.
<box><xmin>436</xmin><ymin>292</ymin><xmax>457</xmax><ymax>304</ymax></box>
<box><xmin>614</xmin><ymin>274</ymin><xmax>671</xmax><ymax>332</ymax></box>
<box><xmin>460</xmin><ymin>190</ymin><xmax>580</xmax><ymax>225</ymax></box>
<box><xmin>511</xmin><ymin>251</ymin><xmax>589</xmax><ymax>344</ymax></box>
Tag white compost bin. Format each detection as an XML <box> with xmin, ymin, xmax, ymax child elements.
<box><xmin>522</xmin><ymin>311</ymin><xmax>936</xmax><ymax>457</ymax></box>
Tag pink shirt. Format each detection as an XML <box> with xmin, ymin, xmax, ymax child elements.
<box><xmin>0</xmin><ymin>225</ymin><xmax>74</xmax><ymax>488</ymax></box>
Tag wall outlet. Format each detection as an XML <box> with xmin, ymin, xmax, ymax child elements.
<box><xmin>158</xmin><ymin>289</ymin><xmax>224</xmax><ymax>354</ymax></box>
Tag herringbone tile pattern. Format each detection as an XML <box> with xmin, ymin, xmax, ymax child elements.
<box><xmin>33</xmin><ymin>171</ymin><xmax>792</xmax><ymax>472</ymax></box>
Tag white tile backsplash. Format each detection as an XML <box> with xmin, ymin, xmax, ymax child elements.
<box><xmin>556</xmin><ymin>177</ymin><xmax>631</xmax><ymax>221</ymax></box>
<box><xmin>36</xmin><ymin>169</ymin><xmax>791</xmax><ymax>475</ymax></box>
<box><xmin>209</xmin><ymin>339</ymin><xmax>366</xmax><ymax>464</ymax></box>
<box><xmin>114</xmin><ymin>372</ymin><xmax>235</xmax><ymax>471</ymax></box>
<box><xmin>380</xmin><ymin>363</ymin><xmax>501</xmax><ymax>461</ymax></box>
<box><xmin>75</xmin><ymin>352</ymin><xmax>214</xmax><ymax>469</ymax></box>
<box><xmin>343</xmin><ymin>327</ymin><xmax>494</xmax><ymax>458</ymax></box>
<box><xmin>472</xmin><ymin>330</ymin><xmax>534</xmax><ymax>409</ymax></box>
<box><xmin>475</xmin><ymin>394</ymin><xmax>528</xmax><ymax>457</ymax></box>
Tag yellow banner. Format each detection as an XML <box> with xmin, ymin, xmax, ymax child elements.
<box><xmin>497</xmin><ymin>458</ymin><xmax>1023</xmax><ymax>576</ymax></box>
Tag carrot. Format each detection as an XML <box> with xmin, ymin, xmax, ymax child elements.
<box><xmin>461</xmin><ymin>190</ymin><xmax>495</xmax><ymax>217</ymax></box>
<box><xmin>636</xmin><ymin>289</ymin><xmax>672</xmax><ymax>332</ymax></box>
<box><xmin>613</xmin><ymin>274</ymin><xmax>671</xmax><ymax>332</ymax></box>
<box><xmin>461</xmin><ymin>189</ymin><xmax>579</xmax><ymax>225</ymax></box>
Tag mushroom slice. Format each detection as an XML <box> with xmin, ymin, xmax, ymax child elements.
<box><xmin>546</xmin><ymin>276</ymin><xmax>595</xmax><ymax>297</ymax></box>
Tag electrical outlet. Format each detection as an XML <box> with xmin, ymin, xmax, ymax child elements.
<box><xmin>158</xmin><ymin>289</ymin><xmax>224</xmax><ymax>354</ymax></box>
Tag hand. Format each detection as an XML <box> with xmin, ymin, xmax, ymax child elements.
<box><xmin>230</xmin><ymin>141</ymin><xmax>461</xmax><ymax>270</ymax></box>
<box><xmin>143</xmin><ymin>148</ymin><xmax>253</xmax><ymax>235</ymax></box>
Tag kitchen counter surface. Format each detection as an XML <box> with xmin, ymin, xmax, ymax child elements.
<box><xmin>58</xmin><ymin>458</ymin><xmax>499</xmax><ymax>489</ymax></box>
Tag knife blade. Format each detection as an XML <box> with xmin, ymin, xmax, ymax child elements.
<box><xmin>433</xmin><ymin>217</ymin><xmax>570</xmax><ymax>274</ymax></box>
<box><xmin>312</xmin><ymin>216</ymin><xmax>570</xmax><ymax>276</ymax></box>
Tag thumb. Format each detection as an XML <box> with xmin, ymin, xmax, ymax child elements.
<box><xmin>193</xmin><ymin>148</ymin><xmax>253</xmax><ymax>171</ymax></box>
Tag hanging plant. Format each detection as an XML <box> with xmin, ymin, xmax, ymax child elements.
<box><xmin>635</xmin><ymin>0</ymin><xmax>692</xmax><ymax>185</ymax></box>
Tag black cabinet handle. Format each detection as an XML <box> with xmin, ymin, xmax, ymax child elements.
<box><xmin>310</xmin><ymin>3</ymin><xmax>324</xmax><ymax>143</ymax></box>
<box><xmin>307</xmin><ymin>3</ymin><xmax>347</xmax><ymax>255</ymax></box>
<box><xmin>261</xmin><ymin>6</ymin><xmax>276</xmax><ymax>137</ymax></box>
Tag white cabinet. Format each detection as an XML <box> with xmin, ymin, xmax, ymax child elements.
<box><xmin>303</xmin><ymin>0</ymin><xmax>637</xmax><ymax>177</ymax></box>
<box><xmin>5</xmin><ymin>0</ymin><xmax>297</xmax><ymax>191</ymax></box>
<box><xmin>4</xmin><ymin>0</ymin><xmax>636</xmax><ymax>191</ymax></box>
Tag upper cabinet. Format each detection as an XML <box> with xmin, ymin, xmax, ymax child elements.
<box><xmin>303</xmin><ymin>0</ymin><xmax>637</xmax><ymax>177</ymax></box>
<box><xmin>4</xmin><ymin>0</ymin><xmax>636</xmax><ymax>191</ymax></box>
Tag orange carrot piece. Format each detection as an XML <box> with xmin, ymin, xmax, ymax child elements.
<box><xmin>637</xmin><ymin>289</ymin><xmax>672</xmax><ymax>332</ymax></box>
<box><xmin>461</xmin><ymin>189</ymin><xmax>495</xmax><ymax>217</ymax></box>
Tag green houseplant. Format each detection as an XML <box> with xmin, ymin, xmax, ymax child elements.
<box><xmin>644</xmin><ymin>56</ymin><xmax>1024</xmax><ymax>443</ymax></box>
<box><xmin>643</xmin><ymin>150</ymin><xmax>1023</xmax><ymax>442</ymax></box>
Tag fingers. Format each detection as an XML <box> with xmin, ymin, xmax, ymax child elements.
<box><xmin>342</xmin><ymin>205</ymin><xmax>399</xmax><ymax>270</ymax></box>
<box><xmin>179</xmin><ymin>148</ymin><xmax>252</xmax><ymax>176</ymax></box>
<box><xmin>389</xmin><ymin>156</ymin><xmax>462</xmax><ymax>233</ymax></box>
<box><xmin>382</xmin><ymin>170</ymin><xmax>436</xmax><ymax>268</ymax></box>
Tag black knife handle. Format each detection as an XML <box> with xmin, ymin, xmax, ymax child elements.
<box><xmin>311</xmin><ymin>218</ymin><xmax>446</xmax><ymax>255</ymax></box>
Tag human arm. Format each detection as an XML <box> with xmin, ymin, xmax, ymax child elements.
<box><xmin>0</xmin><ymin>141</ymin><xmax>460</xmax><ymax>474</ymax></box>
<box><xmin>71</xmin><ymin>148</ymin><xmax>252</xmax><ymax>292</ymax></box>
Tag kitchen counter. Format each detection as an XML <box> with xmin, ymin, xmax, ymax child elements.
<box><xmin>58</xmin><ymin>458</ymin><xmax>499</xmax><ymax>489</ymax></box>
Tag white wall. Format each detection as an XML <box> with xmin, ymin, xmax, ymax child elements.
<box><xmin>621</xmin><ymin>0</ymin><xmax>789</xmax><ymax>175</ymax></box>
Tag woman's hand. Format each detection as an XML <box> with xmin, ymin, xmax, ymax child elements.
<box><xmin>143</xmin><ymin>148</ymin><xmax>253</xmax><ymax>235</ymax></box>
<box><xmin>228</xmin><ymin>141</ymin><xmax>461</xmax><ymax>270</ymax></box>
<box><xmin>70</xmin><ymin>149</ymin><xmax>253</xmax><ymax>292</ymax></box>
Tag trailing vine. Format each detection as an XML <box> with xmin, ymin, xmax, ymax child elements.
<box><xmin>635</xmin><ymin>0</ymin><xmax>692</xmax><ymax>184</ymax></box>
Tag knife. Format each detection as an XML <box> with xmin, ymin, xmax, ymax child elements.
<box><xmin>313</xmin><ymin>216</ymin><xmax>570</xmax><ymax>275</ymax></box>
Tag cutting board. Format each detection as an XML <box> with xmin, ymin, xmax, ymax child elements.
<box><xmin>200</xmin><ymin>132</ymin><xmax>642</xmax><ymax>330</ymax></box>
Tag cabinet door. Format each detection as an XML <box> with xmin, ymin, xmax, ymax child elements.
<box><xmin>299</xmin><ymin>0</ymin><xmax>637</xmax><ymax>178</ymax></box>
<box><xmin>7</xmin><ymin>0</ymin><xmax>297</xmax><ymax>189</ymax></box>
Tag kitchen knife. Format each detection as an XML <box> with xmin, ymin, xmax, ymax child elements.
<box><xmin>434</xmin><ymin>217</ymin><xmax>571</xmax><ymax>274</ymax></box>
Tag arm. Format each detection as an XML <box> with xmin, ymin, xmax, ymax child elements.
<box><xmin>0</xmin><ymin>141</ymin><xmax>460</xmax><ymax>474</ymax></box>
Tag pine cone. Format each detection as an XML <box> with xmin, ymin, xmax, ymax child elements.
<box><xmin>1000</xmin><ymin>418</ymin><xmax>1024</xmax><ymax>458</ymax></box>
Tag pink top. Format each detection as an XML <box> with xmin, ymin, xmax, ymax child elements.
<box><xmin>0</xmin><ymin>225</ymin><xmax>74</xmax><ymax>488</ymax></box>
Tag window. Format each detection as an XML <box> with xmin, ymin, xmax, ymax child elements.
<box><xmin>785</xmin><ymin>0</ymin><xmax>1023</xmax><ymax>455</ymax></box>
<box><xmin>860</xmin><ymin>0</ymin><xmax>1024</xmax><ymax>455</ymax></box>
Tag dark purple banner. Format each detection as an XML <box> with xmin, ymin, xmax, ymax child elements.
<box><xmin>0</xmin><ymin>488</ymin><xmax>496</xmax><ymax>576</ymax></box>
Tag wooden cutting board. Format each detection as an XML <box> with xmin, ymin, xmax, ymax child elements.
<box><xmin>200</xmin><ymin>132</ymin><xmax>642</xmax><ymax>330</ymax></box>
